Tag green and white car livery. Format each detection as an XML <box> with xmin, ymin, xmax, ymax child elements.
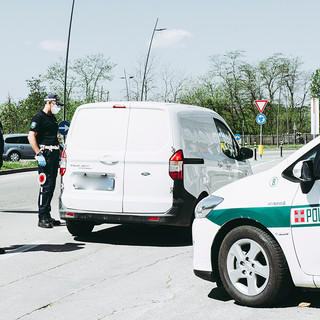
<box><xmin>193</xmin><ymin>135</ymin><xmax>320</xmax><ymax>307</ymax></box>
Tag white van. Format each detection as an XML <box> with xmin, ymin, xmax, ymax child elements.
<box><xmin>193</xmin><ymin>135</ymin><xmax>320</xmax><ymax>307</ymax></box>
<box><xmin>59</xmin><ymin>101</ymin><xmax>252</xmax><ymax>236</ymax></box>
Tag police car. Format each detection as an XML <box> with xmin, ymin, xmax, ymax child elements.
<box><xmin>193</xmin><ymin>135</ymin><xmax>320</xmax><ymax>307</ymax></box>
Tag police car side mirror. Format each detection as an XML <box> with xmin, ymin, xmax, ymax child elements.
<box><xmin>239</xmin><ymin>147</ymin><xmax>253</xmax><ymax>161</ymax></box>
<box><xmin>293</xmin><ymin>160</ymin><xmax>314</xmax><ymax>182</ymax></box>
<box><xmin>293</xmin><ymin>160</ymin><xmax>314</xmax><ymax>194</ymax></box>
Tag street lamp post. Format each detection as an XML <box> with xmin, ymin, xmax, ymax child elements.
<box><xmin>140</xmin><ymin>18</ymin><xmax>166</xmax><ymax>101</ymax></box>
<box><xmin>120</xmin><ymin>69</ymin><xmax>134</xmax><ymax>101</ymax></box>
<box><xmin>276</xmin><ymin>72</ymin><xmax>289</xmax><ymax>148</ymax></box>
<box><xmin>63</xmin><ymin>0</ymin><xmax>76</xmax><ymax>122</ymax></box>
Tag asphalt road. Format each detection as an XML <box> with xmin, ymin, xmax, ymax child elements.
<box><xmin>1</xmin><ymin>150</ymin><xmax>320</xmax><ymax>319</ymax></box>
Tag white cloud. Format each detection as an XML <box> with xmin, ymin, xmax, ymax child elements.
<box><xmin>38</xmin><ymin>40</ymin><xmax>66</xmax><ymax>52</ymax></box>
<box><xmin>153</xmin><ymin>29</ymin><xmax>193</xmax><ymax>48</ymax></box>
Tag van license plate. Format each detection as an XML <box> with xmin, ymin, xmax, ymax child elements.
<box><xmin>72</xmin><ymin>173</ymin><xmax>115</xmax><ymax>191</ymax></box>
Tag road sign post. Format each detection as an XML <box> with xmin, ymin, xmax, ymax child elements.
<box><xmin>255</xmin><ymin>100</ymin><xmax>268</xmax><ymax>159</ymax></box>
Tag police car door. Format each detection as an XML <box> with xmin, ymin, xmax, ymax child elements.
<box><xmin>290</xmin><ymin>145</ymin><xmax>320</xmax><ymax>277</ymax></box>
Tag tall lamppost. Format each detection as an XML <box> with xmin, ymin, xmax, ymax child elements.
<box><xmin>63</xmin><ymin>0</ymin><xmax>76</xmax><ymax>122</ymax></box>
<box><xmin>140</xmin><ymin>18</ymin><xmax>166</xmax><ymax>101</ymax></box>
<box><xmin>120</xmin><ymin>69</ymin><xmax>134</xmax><ymax>101</ymax></box>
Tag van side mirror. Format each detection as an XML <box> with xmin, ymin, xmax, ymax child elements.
<box><xmin>239</xmin><ymin>147</ymin><xmax>253</xmax><ymax>161</ymax></box>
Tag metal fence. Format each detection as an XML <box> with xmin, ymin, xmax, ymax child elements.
<box><xmin>241</xmin><ymin>133</ymin><xmax>319</xmax><ymax>146</ymax></box>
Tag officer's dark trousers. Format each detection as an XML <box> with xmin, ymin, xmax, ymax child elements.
<box><xmin>38</xmin><ymin>149</ymin><xmax>59</xmax><ymax>221</ymax></box>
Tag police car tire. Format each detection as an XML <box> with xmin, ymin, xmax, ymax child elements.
<box><xmin>66</xmin><ymin>220</ymin><xmax>94</xmax><ymax>236</ymax></box>
<box><xmin>218</xmin><ymin>225</ymin><xmax>292</xmax><ymax>307</ymax></box>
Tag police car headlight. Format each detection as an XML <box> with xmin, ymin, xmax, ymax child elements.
<box><xmin>195</xmin><ymin>195</ymin><xmax>224</xmax><ymax>219</ymax></box>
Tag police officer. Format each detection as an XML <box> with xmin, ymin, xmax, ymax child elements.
<box><xmin>28</xmin><ymin>94</ymin><xmax>63</xmax><ymax>228</ymax></box>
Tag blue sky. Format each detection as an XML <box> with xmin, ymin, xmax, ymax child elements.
<box><xmin>0</xmin><ymin>0</ymin><xmax>320</xmax><ymax>103</ymax></box>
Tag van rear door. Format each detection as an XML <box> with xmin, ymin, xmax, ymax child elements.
<box><xmin>123</xmin><ymin>107</ymin><xmax>174</xmax><ymax>213</ymax></box>
<box><xmin>61</xmin><ymin>106</ymin><xmax>129</xmax><ymax>213</ymax></box>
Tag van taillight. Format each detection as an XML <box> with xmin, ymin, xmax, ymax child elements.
<box><xmin>169</xmin><ymin>150</ymin><xmax>183</xmax><ymax>180</ymax></box>
<box><xmin>60</xmin><ymin>149</ymin><xmax>67</xmax><ymax>176</ymax></box>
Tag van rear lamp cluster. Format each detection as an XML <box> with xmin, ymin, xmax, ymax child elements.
<box><xmin>149</xmin><ymin>217</ymin><xmax>159</xmax><ymax>221</ymax></box>
<box><xmin>60</xmin><ymin>149</ymin><xmax>67</xmax><ymax>176</ymax></box>
<box><xmin>66</xmin><ymin>212</ymin><xmax>74</xmax><ymax>217</ymax></box>
<box><xmin>169</xmin><ymin>150</ymin><xmax>184</xmax><ymax>180</ymax></box>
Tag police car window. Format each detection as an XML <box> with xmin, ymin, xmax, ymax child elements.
<box><xmin>214</xmin><ymin>119</ymin><xmax>239</xmax><ymax>158</ymax></box>
<box><xmin>5</xmin><ymin>137</ymin><xmax>19</xmax><ymax>144</ymax></box>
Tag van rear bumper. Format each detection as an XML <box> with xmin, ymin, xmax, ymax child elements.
<box><xmin>60</xmin><ymin>194</ymin><xmax>196</xmax><ymax>227</ymax></box>
<box><xmin>60</xmin><ymin>207</ymin><xmax>190</xmax><ymax>226</ymax></box>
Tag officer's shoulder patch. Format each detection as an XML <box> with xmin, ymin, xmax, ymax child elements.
<box><xmin>30</xmin><ymin>122</ymin><xmax>37</xmax><ymax>129</ymax></box>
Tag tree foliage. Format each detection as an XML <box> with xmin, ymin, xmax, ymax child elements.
<box><xmin>179</xmin><ymin>51</ymin><xmax>311</xmax><ymax>135</ymax></box>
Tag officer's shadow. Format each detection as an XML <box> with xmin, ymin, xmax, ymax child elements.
<box><xmin>3</xmin><ymin>242</ymin><xmax>85</xmax><ymax>253</ymax></box>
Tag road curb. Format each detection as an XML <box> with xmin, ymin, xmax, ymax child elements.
<box><xmin>0</xmin><ymin>167</ymin><xmax>38</xmax><ymax>175</ymax></box>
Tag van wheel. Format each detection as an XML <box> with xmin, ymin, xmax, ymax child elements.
<box><xmin>8</xmin><ymin>151</ymin><xmax>21</xmax><ymax>161</ymax></box>
<box><xmin>66</xmin><ymin>220</ymin><xmax>94</xmax><ymax>236</ymax></box>
<box><xmin>218</xmin><ymin>225</ymin><xmax>292</xmax><ymax>307</ymax></box>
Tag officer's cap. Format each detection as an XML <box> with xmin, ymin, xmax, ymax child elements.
<box><xmin>44</xmin><ymin>94</ymin><xmax>64</xmax><ymax>106</ymax></box>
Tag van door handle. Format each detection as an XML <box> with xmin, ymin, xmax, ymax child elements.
<box><xmin>99</xmin><ymin>156</ymin><xmax>119</xmax><ymax>165</ymax></box>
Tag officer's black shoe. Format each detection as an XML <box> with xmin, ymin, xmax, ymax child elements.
<box><xmin>0</xmin><ymin>248</ymin><xmax>5</xmax><ymax>254</ymax></box>
<box><xmin>38</xmin><ymin>219</ymin><xmax>53</xmax><ymax>228</ymax></box>
<box><xmin>49</xmin><ymin>218</ymin><xmax>61</xmax><ymax>226</ymax></box>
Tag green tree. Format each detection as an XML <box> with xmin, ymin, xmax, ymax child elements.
<box><xmin>310</xmin><ymin>69</ymin><xmax>320</xmax><ymax>99</ymax></box>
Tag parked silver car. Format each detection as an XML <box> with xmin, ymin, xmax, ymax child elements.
<box><xmin>3</xmin><ymin>134</ymin><xmax>35</xmax><ymax>161</ymax></box>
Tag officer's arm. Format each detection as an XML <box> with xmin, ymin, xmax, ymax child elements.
<box><xmin>28</xmin><ymin>131</ymin><xmax>41</xmax><ymax>155</ymax></box>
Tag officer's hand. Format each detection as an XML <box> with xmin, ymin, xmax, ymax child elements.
<box><xmin>35</xmin><ymin>154</ymin><xmax>46</xmax><ymax>167</ymax></box>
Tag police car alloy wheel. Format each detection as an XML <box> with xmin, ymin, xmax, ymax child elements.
<box><xmin>218</xmin><ymin>225</ymin><xmax>292</xmax><ymax>307</ymax></box>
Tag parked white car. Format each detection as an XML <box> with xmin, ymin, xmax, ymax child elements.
<box><xmin>59</xmin><ymin>101</ymin><xmax>252</xmax><ymax>236</ymax></box>
<box><xmin>193</xmin><ymin>135</ymin><xmax>320</xmax><ymax>307</ymax></box>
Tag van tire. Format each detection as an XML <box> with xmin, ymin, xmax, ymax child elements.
<box><xmin>66</xmin><ymin>220</ymin><xmax>94</xmax><ymax>236</ymax></box>
<box><xmin>218</xmin><ymin>225</ymin><xmax>292</xmax><ymax>307</ymax></box>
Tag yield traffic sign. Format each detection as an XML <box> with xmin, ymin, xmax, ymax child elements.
<box><xmin>255</xmin><ymin>100</ymin><xmax>268</xmax><ymax>113</ymax></box>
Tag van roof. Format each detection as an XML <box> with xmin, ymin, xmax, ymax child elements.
<box><xmin>76</xmin><ymin>101</ymin><xmax>219</xmax><ymax>116</ymax></box>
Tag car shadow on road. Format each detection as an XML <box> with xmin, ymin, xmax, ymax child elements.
<box><xmin>75</xmin><ymin>224</ymin><xmax>193</xmax><ymax>247</ymax></box>
<box><xmin>208</xmin><ymin>286</ymin><xmax>320</xmax><ymax>308</ymax></box>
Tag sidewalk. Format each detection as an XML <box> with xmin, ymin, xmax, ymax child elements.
<box><xmin>0</xmin><ymin>167</ymin><xmax>37</xmax><ymax>176</ymax></box>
